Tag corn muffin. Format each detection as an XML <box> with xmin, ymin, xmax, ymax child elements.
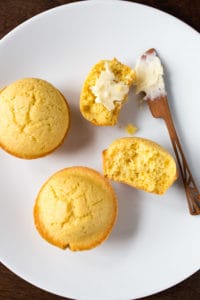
<box><xmin>80</xmin><ymin>58</ymin><xmax>135</xmax><ymax>126</ymax></box>
<box><xmin>102</xmin><ymin>137</ymin><xmax>177</xmax><ymax>195</ymax></box>
<box><xmin>0</xmin><ymin>78</ymin><xmax>70</xmax><ymax>159</ymax></box>
<box><xmin>34</xmin><ymin>166</ymin><xmax>117</xmax><ymax>251</ymax></box>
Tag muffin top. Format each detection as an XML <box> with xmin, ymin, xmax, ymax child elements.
<box><xmin>0</xmin><ymin>78</ymin><xmax>70</xmax><ymax>159</ymax></box>
<box><xmin>34</xmin><ymin>167</ymin><xmax>117</xmax><ymax>250</ymax></box>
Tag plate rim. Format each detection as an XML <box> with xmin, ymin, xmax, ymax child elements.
<box><xmin>0</xmin><ymin>0</ymin><xmax>199</xmax><ymax>45</ymax></box>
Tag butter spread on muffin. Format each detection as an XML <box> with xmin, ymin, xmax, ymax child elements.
<box><xmin>0</xmin><ymin>78</ymin><xmax>70</xmax><ymax>159</ymax></box>
<box><xmin>34</xmin><ymin>167</ymin><xmax>117</xmax><ymax>251</ymax></box>
<box><xmin>91</xmin><ymin>62</ymin><xmax>129</xmax><ymax>110</ymax></box>
<box><xmin>80</xmin><ymin>58</ymin><xmax>135</xmax><ymax>126</ymax></box>
<box><xmin>102</xmin><ymin>137</ymin><xmax>177</xmax><ymax>195</ymax></box>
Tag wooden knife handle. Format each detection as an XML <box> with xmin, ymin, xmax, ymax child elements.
<box><xmin>161</xmin><ymin>98</ymin><xmax>200</xmax><ymax>215</ymax></box>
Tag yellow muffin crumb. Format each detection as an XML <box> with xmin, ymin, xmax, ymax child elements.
<box><xmin>102</xmin><ymin>137</ymin><xmax>177</xmax><ymax>195</ymax></box>
<box><xmin>125</xmin><ymin>123</ymin><xmax>138</xmax><ymax>135</ymax></box>
<box><xmin>0</xmin><ymin>78</ymin><xmax>70</xmax><ymax>159</ymax></box>
<box><xmin>80</xmin><ymin>58</ymin><xmax>135</xmax><ymax>126</ymax></box>
<box><xmin>34</xmin><ymin>167</ymin><xmax>117</xmax><ymax>251</ymax></box>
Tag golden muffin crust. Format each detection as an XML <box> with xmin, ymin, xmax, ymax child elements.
<box><xmin>80</xmin><ymin>58</ymin><xmax>135</xmax><ymax>126</ymax></box>
<box><xmin>103</xmin><ymin>137</ymin><xmax>177</xmax><ymax>195</ymax></box>
<box><xmin>0</xmin><ymin>78</ymin><xmax>70</xmax><ymax>159</ymax></box>
<box><xmin>34</xmin><ymin>167</ymin><xmax>117</xmax><ymax>251</ymax></box>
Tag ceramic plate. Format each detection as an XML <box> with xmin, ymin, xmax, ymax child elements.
<box><xmin>0</xmin><ymin>1</ymin><xmax>200</xmax><ymax>299</ymax></box>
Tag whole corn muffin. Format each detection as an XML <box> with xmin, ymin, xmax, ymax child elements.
<box><xmin>34</xmin><ymin>166</ymin><xmax>117</xmax><ymax>251</ymax></box>
<box><xmin>0</xmin><ymin>78</ymin><xmax>70</xmax><ymax>159</ymax></box>
<box><xmin>102</xmin><ymin>137</ymin><xmax>177</xmax><ymax>195</ymax></box>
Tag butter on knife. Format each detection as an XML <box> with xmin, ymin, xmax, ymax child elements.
<box><xmin>135</xmin><ymin>48</ymin><xmax>166</xmax><ymax>100</ymax></box>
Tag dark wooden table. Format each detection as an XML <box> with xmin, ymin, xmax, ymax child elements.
<box><xmin>0</xmin><ymin>1</ymin><xmax>199</xmax><ymax>299</ymax></box>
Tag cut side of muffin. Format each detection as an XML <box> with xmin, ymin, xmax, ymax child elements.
<box><xmin>102</xmin><ymin>137</ymin><xmax>177</xmax><ymax>195</ymax></box>
<box><xmin>0</xmin><ymin>78</ymin><xmax>70</xmax><ymax>159</ymax></box>
<box><xmin>34</xmin><ymin>166</ymin><xmax>117</xmax><ymax>251</ymax></box>
<box><xmin>80</xmin><ymin>58</ymin><xmax>135</xmax><ymax>126</ymax></box>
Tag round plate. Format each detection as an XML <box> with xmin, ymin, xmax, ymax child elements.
<box><xmin>0</xmin><ymin>1</ymin><xmax>200</xmax><ymax>299</ymax></box>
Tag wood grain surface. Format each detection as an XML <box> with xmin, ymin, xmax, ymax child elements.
<box><xmin>0</xmin><ymin>1</ymin><xmax>199</xmax><ymax>300</ymax></box>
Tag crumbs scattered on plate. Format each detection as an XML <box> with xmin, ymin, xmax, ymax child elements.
<box><xmin>125</xmin><ymin>123</ymin><xmax>138</xmax><ymax>135</ymax></box>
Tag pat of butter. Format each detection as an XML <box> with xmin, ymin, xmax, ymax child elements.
<box><xmin>135</xmin><ymin>51</ymin><xmax>166</xmax><ymax>100</ymax></box>
<box><xmin>91</xmin><ymin>62</ymin><xmax>129</xmax><ymax>111</ymax></box>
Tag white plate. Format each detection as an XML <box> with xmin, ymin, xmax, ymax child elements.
<box><xmin>0</xmin><ymin>1</ymin><xmax>200</xmax><ymax>299</ymax></box>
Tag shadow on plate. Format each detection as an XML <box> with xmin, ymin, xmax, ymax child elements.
<box><xmin>56</xmin><ymin>104</ymin><xmax>95</xmax><ymax>155</ymax></box>
<box><xmin>108</xmin><ymin>182</ymin><xmax>141</xmax><ymax>244</ymax></box>
<box><xmin>118</xmin><ymin>86</ymin><xmax>141</xmax><ymax>127</ymax></box>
